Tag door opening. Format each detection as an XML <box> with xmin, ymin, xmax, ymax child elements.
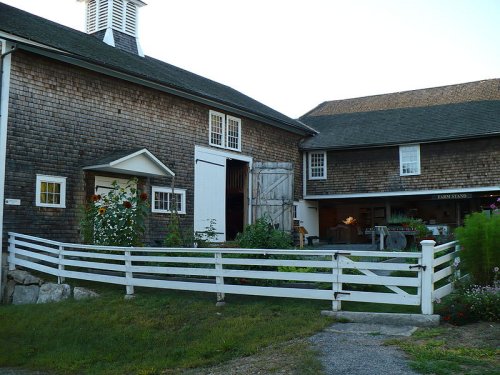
<box><xmin>226</xmin><ymin>159</ymin><xmax>248</xmax><ymax>240</ymax></box>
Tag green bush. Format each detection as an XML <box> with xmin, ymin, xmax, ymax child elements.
<box><xmin>455</xmin><ymin>212</ymin><xmax>500</xmax><ymax>285</ymax></box>
<box><xmin>236</xmin><ymin>217</ymin><xmax>292</xmax><ymax>249</ymax></box>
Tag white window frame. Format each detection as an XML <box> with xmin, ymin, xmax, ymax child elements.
<box><xmin>209</xmin><ymin>110</ymin><xmax>225</xmax><ymax>149</ymax></box>
<box><xmin>399</xmin><ymin>144</ymin><xmax>421</xmax><ymax>176</ymax></box>
<box><xmin>35</xmin><ymin>174</ymin><xmax>67</xmax><ymax>208</ymax></box>
<box><xmin>308</xmin><ymin>151</ymin><xmax>327</xmax><ymax>180</ymax></box>
<box><xmin>151</xmin><ymin>186</ymin><xmax>186</xmax><ymax>214</ymax></box>
<box><xmin>226</xmin><ymin>115</ymin><xmax>242</xmax><ymax>151</ymax></box>
<box><xmin>209</xmin><ymin>110</ymin><xmax>242</xmax><ymax>152</ymax></box>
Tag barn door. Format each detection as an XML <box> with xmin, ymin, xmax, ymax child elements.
<box><xmin>194</xmin><ymin>148</ymin><xmax>226</xmax><ymax>242</ymax></box>
<box><xmin>252</xmin><ymin>162</ymin><xmax>294</xmax><ymax>231</ymax></box>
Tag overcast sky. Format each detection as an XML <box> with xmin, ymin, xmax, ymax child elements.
<box><xmin>3</xmin><ymin>0</ymin><xmax>500</xmax><ymax>118</ymax></box>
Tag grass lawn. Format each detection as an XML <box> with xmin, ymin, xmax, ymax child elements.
<box><xmin>0</xmin><ymin>282</ymin><xmax>335</xmax><ymax>375</ymax></box>
<box><xmin>386</xmin><ymin>322</ymin><xmax>500</xmax><ymax>375</ymax></box>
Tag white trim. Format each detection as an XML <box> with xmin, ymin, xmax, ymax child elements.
<box><xmin>226</xmin><ymin>115</ymin><xmax>242</xmax><ymax>152</ymax></box>
<box><xmin>0</xmin><ymin>40</ymin><xmax>15</xmax><ymax>299</ymax></box>
<box><xmin>308</xmin><ymin>151</ymin><xmax>327</xmax><ymax>180</ymax></box>
<box><xmin>399</xmin><ymin>144</ymin><xmax>421</xmax><ymax>176</ymax></box>
<box><xmin>84</xmin><ymin>148</ymin><xmax>175</xmax><ymax>177</ymax></box>
<box><xmin>35</xmin><ymin>175</ymin><xmax>67</xmax><ymax>208</ymax></box>
<box><xmin>305</xmin><ymin>185</ymin><xmax>500</xmax><ymax>200</ymax></box>
<box><xmin>302</xmin><ymin>152</ymin><xmax>307</xmax><ymax>198</ymax></box>
<box><xmin>102</xmin><ymin>28</ymin><xmax>115</xmax><ymax>47</ymax></box>
<box><xmin>209</xmin><ymin>110</ymin><xmax>226</xmax><ymax>149</ymax></box>
<box><xmin>151</xmin><ymin>186</ymin><xmax>186</xmax><ymax>214</ymax></box>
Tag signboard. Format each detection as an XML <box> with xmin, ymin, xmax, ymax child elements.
<box><xmin>432</xmin><ymin>193</ymin><xmax>472</xmax><ymax>200</ymax></box>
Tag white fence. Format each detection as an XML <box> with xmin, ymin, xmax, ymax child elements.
<box><xmin>7</xmin><ymin>233</ymin><xmax>460</xmax><ymax>314</ymax></box>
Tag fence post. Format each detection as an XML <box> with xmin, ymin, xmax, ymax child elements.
<box><xmin>420</xmin><ymin>240</ymin><xmax>436</xmax><ymax>315</ymax></box>
<box><xmin>215</xmin><ymin>252</ymin><xmax>225</xmax><ymax>306</ymax></box>
<box><xmin>331</xmin><ymin>254</ymin><xmax>341</xmax><ymax>311</ymax></box>
<box><xmin>8</xmin><ymin>234</ymin><xmax>16</xmax><ymax>271</ymax></box>
<box><xmin>124</xmin><ymin>250</ymin><xmax>134</xmax><ymax>296</ymax></box>
<box><xmin>58</xmin><ymin>245</ymin><xmax>65</xmax><ymax>284</ymax></box>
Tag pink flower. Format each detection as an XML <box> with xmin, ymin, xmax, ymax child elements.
<box><xmin>490</xmin><ymin>204</ymin><xmax>497</xmax><ymax>210</ymax></box>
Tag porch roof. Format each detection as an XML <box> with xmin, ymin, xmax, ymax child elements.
<box><xmin>83</xmin><ymin>148</ymin><xmax>175</xmax><ymax>178</ymax></box>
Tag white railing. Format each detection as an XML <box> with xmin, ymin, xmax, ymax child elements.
<box><xmin>7</xmin><ymin>233</ymin><xmax>461</xmax><ymax>314</ymax></box>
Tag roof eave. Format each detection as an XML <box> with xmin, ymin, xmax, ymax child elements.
<box><xmin>299</xmin><ymin>132</ymin><xmax>500</xmax><ymax>151</ymax></box>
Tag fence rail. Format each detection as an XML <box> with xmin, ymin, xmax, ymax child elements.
<box><xmin>7</xmin><ymin>233</ymin><xmax>461</xmax><ymax>314</ymax></box>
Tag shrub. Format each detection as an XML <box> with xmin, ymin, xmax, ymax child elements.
<box><xmin>80</xmin><ymin>178</ymin><xmax>149</xmax><ymax>246</ymax></box>
<box><xmin>163</xmin><ymin>213</ymin><xmax>183</xmax><ymax>247</ymax></box>
<box><xmin>455</xmin><ymin>212</ymin><xmax>500</xmax><ymax>285</ymax></box>
<box><xmin>236</xmin><ymin>217</ymin><xmax>292</xmax><ymax>249</ymax></box>
<box><xmin>436</xmin><ymin>273</ymin><xmax>500</xmax><ymax>325</ymax></box>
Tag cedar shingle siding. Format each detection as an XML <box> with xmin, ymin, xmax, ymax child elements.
<box><xmin>306</xmin><ymin>138</ymin><xmax>500</xmax><ymax>196</ymax></box>
<box><xmin>4</xmin><ymin>51</ymin><xmax>303</xmax><ymax>244</ymax></box>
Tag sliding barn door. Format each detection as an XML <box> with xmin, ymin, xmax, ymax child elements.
<box><xmin>194</xmin><ymin>148</ymin><xmax>226</xmax><ymax>242</ymax></box>
<box><xmin>252</xmin><ymin>162</ymin><xmax>294</xmax><ymax>231</ymax></box>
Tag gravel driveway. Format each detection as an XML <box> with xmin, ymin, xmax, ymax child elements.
<box><xmin>310</xmin><ymin>323</ymin><xmax>419</xmax><ymax>375</ymax></box>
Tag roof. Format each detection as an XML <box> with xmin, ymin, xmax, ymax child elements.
<box><xmin>300</xmin><ymin>100</ymin><xmax>500</xmax><ymax>150</ymax></box>
<box><xmin>303</xmin><ymin>79</ymin><xmax>500</xmax><ymax>117</ymax></box>
<box><xmin>83</xmin><ymin>148</ymin><xmax>175</xmax><ymax>177</ymax></box>
<box><xmin>0</xmin><ymin>3</ymin><xmax>314</xmax><ymax>135</ymax></box>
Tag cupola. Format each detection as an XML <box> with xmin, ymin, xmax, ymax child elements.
<box><xmin>79</xmin><ymin>0</ymin><xmax>146</xmax><ymax>56</ymax></box>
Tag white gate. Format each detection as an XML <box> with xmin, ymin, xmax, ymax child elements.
<box><xmin>252</xmin><ymin>162</ymin><xmax>293</xmax><ymax>231</ymax></box>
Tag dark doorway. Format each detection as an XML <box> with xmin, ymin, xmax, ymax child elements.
<box><xmin>226</xmin><ymin>159</ymin><xmax>248</xmax><ymax>240</ymax></box>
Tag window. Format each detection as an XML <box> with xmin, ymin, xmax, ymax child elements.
<box><xmin>151</xmin><ymin>187</ymin><xmax>186</xmax><ymax>214</ymax></box>
<box><xmin>308</xmin><ymin>151</ymin><xmax>327</xmax><ymax>180</ymax></box>
<box><xmin>399</xmin><ymin>144</ymin><xmax>421</xmax><ymax>176</ymax></box>
<box><xmin>36</xmin><ymin>175</ymin><xmax>66</xmax><ymax>208</ymax></box>
<box><xmin>226</xmin><ymin>116</ymin><xmax>241</xmax><ymax>151</ymax></box>
<box><xmin>209</xmin><ymin>110</ymin><xmax>241</xmax><ymax>151</ymax></box>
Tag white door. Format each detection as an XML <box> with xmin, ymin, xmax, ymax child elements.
<box><xmin>194</xmin><ymin>148</ymin><xmax>226</xmax><ymax>242</ymax></box>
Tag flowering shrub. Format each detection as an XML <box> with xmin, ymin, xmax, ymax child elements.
<box><xmin>436</xmin><ymin>267</ymin><xmax>500</xmax><ymax>325</ymax></box>
<box><xmin>80</xmin><ymin>178</ymin><xmax>149</xmax><ymax>246</ymax></box>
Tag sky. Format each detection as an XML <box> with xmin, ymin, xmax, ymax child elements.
<box><xmin>2</xmin><ymin>0</ymin><xmax>500</xmax><ymax>118</ymax></box>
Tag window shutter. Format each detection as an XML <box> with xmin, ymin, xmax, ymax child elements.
<box><xmin>125</xmin><ymin>2</ymin><xmax>137</xmax><ymax>35</ymax></box>
<box><xmin>86</xmin><ymin>0</ymin><xmax>97</xmax><ymax>33</ymax></box>
<box><xmin>112</xmin><ymin>0</ymin><xmax>124</xmax><ymax>30</ymax></box>
<box><xmin>97</xmin><ymin>0</ymin><xmax>109</xmax><ymax>30</ymax></box>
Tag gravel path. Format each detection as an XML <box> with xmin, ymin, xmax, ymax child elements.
<box><xmin>309</xmin><ymin>323</ymin><xmax>419</xmax><ymax>375</ymax></box>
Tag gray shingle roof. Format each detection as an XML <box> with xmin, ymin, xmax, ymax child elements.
<box><xmin>300</xmin><ymin>100</ymin><xmax>500</xmax><ymax>150</ymax></box>
<box><xmin>303</xmin><ymin>79</ymin><xmax>500</xmax><ymax>117</ymax></box>
<box><xmin>0</xmin><ymin>3</ymin><xmax>313</xmax><ymax>135</ymax></box>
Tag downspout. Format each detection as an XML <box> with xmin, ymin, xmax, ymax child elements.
<box><xmin>0</xmin><ymin>42</ymin><xmax>17</xmax><ymax>300</ymax></box>
<box><xmin>302</xmin><ymin>152</ymin><xmax>307</xmax><ymax>198</ymax></box>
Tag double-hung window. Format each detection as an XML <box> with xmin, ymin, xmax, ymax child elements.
<box><xmin>399</xmin><ymin>144</ymin><xmax>421</xmax><ymax>176</ymax></box>
<box><xmin>309</xmin><ymin>151</ymin><xmax>327</xmax><ymax>180</ymax></box>
<box><xmin>36</xmin><ymin>175</ymin><xmax>67</xmax><ymax>208</ymax></box>
<box><xmin>151</xmin><ymin>187</ymin><xmax>186</xmax><ymax>214</ymax></box>
<box><xmin>209</xmin><ymin>110</ymin><xmax>241</xmax><ymax>151</ymax></box>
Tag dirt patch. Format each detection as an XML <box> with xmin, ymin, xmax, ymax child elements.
<box><xmin>410</xmin><ymin>321</ymin><xmax>500</xmax><ymax>348</ymax></box>
<box><xmin>174</xmin><ymin>339</ymin><xmax>320</xmax><ymax>375</ymax></box>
